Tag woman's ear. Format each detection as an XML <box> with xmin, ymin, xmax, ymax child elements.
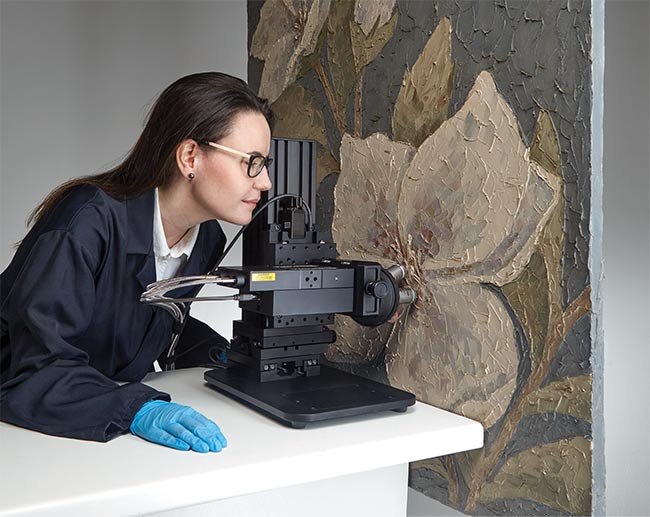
<box><xmin>175</xmin><ymin>140</ymin><xmax>201</xmax><ymax>181</ymax></box>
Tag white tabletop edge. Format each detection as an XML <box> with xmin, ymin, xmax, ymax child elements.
<box><xmin>0</xmin><ymin>368</ymin><xmax>484</xmax><ymax>516</ymax></box>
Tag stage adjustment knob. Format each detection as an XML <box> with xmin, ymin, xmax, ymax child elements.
<box><xmin>366</xmin><ymin>280</ymin><xmax>389</xmax><ymax>298</ymax></box>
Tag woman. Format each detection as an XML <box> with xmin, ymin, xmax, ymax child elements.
<box><xmin>0</xmin><ymin>72</ymin><xmax>273</xmax><ymax>453</ymax></box>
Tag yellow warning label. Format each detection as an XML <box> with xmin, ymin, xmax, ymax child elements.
<box><xmin>252</xmin><ymin>272</ymin><xmax>276</xmax><ymax>282</ymax></box>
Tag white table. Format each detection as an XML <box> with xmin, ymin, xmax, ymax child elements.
<box><xmin>0</xmin><ymin>368</ymin><xmax>483</xmax><ymax>516</ymax></box>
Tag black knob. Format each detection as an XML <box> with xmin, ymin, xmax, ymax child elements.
<box><xmin>366</xmin><ymin>280</ymin><xmax>389</xmax><ymax>298</ymax></box>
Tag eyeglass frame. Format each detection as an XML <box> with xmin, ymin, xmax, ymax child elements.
<box><xmin>199</xmin><ymin>140</ymin><xmax>273</xmax><ymax>178</ymax></box>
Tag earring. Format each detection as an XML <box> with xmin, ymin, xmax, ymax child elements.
<box><xmin>188</xmin><ymin>172</ymin><xmax>196</xmax><ymax>181</ymax></box>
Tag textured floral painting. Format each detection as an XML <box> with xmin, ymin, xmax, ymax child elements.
<box><xmin>248</xmin><ymin>1</ymin><xmax>596</xmax><ymax>514</ymax></box>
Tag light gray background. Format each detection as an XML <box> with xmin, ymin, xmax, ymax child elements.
<box><xmin>602</xmin><ymin>1</ymin><xmax>650</xmax><ymax>516</ymax></box>
<box><xmin>1</xmin><ymin>1</ymin><xmax>648</xmax><ymax>516</ymax></box>
<box><xmin>0</xmin><ymin>0</ymin><xmax>247</xmax><ymax>338</ymax></box>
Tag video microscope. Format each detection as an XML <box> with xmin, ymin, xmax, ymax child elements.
<box><xmin>144</xmin><ymin>138</ymin><xmax>416</xmax><ymax>428</ymax></box>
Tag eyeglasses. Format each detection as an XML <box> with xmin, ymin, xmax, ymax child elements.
<box><xmin>200</xmin><ymin>141</ymin><xmax>273</xmax><ymax>178</ymax></box>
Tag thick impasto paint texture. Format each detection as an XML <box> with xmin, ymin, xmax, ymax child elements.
<box><xmin>248</xmin><ymin>1</ymin><xmax>595</xmax><ymax>514</ymax></box>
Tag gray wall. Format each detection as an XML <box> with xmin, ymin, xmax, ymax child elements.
<box><xmin>0</xmin><ymin>0</ymin><xmax>248</xmax><ymax>338</ymax></box>
<box><xmin>1</xmin><ymin>1</ymin><xmax>649</xmax><ymax>516</ymax></box>
<box><xmin>602</xmin><ymin>1</ymin><xmax>650</xmax><ymax>515</ymax></box>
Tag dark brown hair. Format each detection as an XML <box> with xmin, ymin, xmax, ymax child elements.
<box><xmin>28</xmin><ymin>72</ymin><xmax>273</xmax><ymax>226</ymax></box>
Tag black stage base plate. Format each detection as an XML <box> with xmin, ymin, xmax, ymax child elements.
<box><xmin>204</xmin><ymin>365</ymin><xmax>415</xmax><ymax>428</ymax></box>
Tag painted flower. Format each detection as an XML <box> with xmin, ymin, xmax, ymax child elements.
<box><xmin>328</xmin><ymin>72</ymin><xmax>561</xmax><ymax>427</ymax></box>
<box><xmin>354</xmin><ymin>0</ymin><xmax>397</xmax><ymax>36</ymax></box>
<box><xmin>251</xmin><ymin>0</ymin><xmax>332</xmax><ymax>103</ymax></box>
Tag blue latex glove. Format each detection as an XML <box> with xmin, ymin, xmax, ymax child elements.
<box><xmin>130</xmin><ymin>400</ymin><xmax>227</xmax><ymax>453</ymax></box>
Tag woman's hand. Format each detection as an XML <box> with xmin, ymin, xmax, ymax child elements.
<box><xmin>130</xmin><ymin>400</ymin><xmax>227</xmax><ymax>452</ymax></box>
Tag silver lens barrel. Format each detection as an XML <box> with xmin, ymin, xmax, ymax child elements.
<box><xmin>387</xmin><ymin>264</ymin><xmax>406</xmax><ymax>283</ymax></box>
<box><xmin>398</xmin><ymin>288</ymin><xmax>416</xmax><ymax>305</ymax></box>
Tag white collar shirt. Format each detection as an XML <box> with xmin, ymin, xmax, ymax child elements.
<box><xmin>152</xmin><ymin>188</ymin><xmax>200</xmax><ymax>282</ymax></box>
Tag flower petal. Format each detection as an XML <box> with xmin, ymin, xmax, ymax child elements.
<box><xmin>251</xmin><ymin>0</ymin><xmax>332</xmax><ymax>103</ymax></box>
<box><xmin>325</xmin><ymin>314</ymin><xmax>394</xmax><ymax>364</ymax></box>
<box><xmin>333</xmin><ymin>133</ymin><xmax>416</xmax><ymax>264</ymax></box>
<box><xmin>437</xmin><ymin>161</ymin><xmax>562</xmax><ymax>286</ymax></box>
<box><xmin>354</xmin><ymin>0</ymin><xmax>396</xmax><ymax>36</ymax></box>
<box><xmin>397</xmin><ymin>71</ymin><xmax>531</xmax><ymax>273</ymax></box>
<box><xmin>386</xmin><ymin>281</ymin><xmax>518</xmax><ymax>427</ymax></box>
<box><xmin>251</xmin><ymin>1</ymin><xmax>295</xmax><ymax>103</ymax></box>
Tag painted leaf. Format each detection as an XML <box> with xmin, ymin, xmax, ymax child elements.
<box><xmin>354</xmin><ymin>0</ymin><xmax>396</xmax><ymax>36</ymax></box>
<box><xmin>326</xmin><ymin>0</ymin><xmax>356</xmax><ymax>123</ymax></box>
<box><xmin>530</xmin><ymin>110</ymin><xmax>562</xmax><ymax>178</ymax></box>
<box><xmin>349</xmin><ymin>5</ymin><xmax>398</xmax><ymax>74</ymax></box>
<box><xmin>332</xmin><ymin>133</ymin><xmax>416</xmax><ymax>264</ymax></box>
<box><xmin>478</xmin><ymin>437</ymin><xmax>592</xmax><ymax>515</ymax></box>
<box><xmin>410</xmin><ymin>456</ymin><xmax>460</xmax><ymax>506</ymax></box>
<box><xmin>502</xmin><ymin>110</ymin><xmax>564</xmax><ymax>371</ymax></box>
<box><xmin>539</xmin><ymin>199</ymin><xmax>565</xmax><ymax>331</ymax></box>
<box><xmin>410</xmin><ymin>457</ymin><xmax>450</xmax><ymax>484</ymax></box>
<box><xmin>521</xmin><ymin>375</ymin><xmax>592</xmax><ymax>423</ymax></box>
<box><xmin>297</xmin><ymin>16</ymin><xmax>329</xmax><ymax>79</ymax></box>
<box><xmin>455</xmin><ymin>448</ymin><xmax>484</xmax><ymax>498</ymax></box>
<box><xmin>251</xmin><ymin>0</ymin><xmax>332</xmax><ymax>103</ymax></box>
<box><xmin>392</xmin><ymin>17</ymin><xmax>454</xmax><ymax>147</ymax></box>
<box><xmin>386</xmin><ymin>282</ymin><xmax>518</xmax><ymax>428</ymax></box>
<box><xmin>531</xmin><ymin>110</ymin><xmax>565</xmax><ymax>330</ymax></box>
<box><xmin>397</xmin><ymin>72</ymin><xmax>560</xmax><ymax>286</ymax></box>
<box><xmin>271</xmin><ymin>82</ymin><xmax>339</xmax><ymax>184</ymax></box>
<box><xmin>501</xmin><ymin>250</ymin><xmax>550</xmax><ymax>370</ymax></box>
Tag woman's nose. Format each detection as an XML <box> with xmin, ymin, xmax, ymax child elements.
<box><xmin>255</xmin><ymin>167</ymin><xmax>273</xmax><ymax>191</ymax></box>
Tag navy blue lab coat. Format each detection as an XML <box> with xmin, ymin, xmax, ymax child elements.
<box><xmin>0</xmin><ymin>185</ymin><xmax>226</xmax><ymax>441</ymax></box>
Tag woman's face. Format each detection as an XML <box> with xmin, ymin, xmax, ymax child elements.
<box><xmin>193</xmin><ymin>110</ymin><xmax>272</xmax><ymax>225</ymax></box>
